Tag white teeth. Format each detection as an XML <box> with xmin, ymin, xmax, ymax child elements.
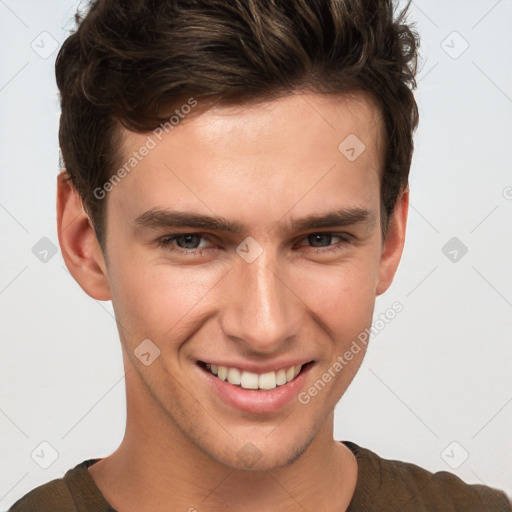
<box><xmin>259</xmin><ymin>371</ymin><xmax>277</xmax><ymax>390</ymax></box>
<box><xmin>206</xmin><ymin>363</ymin><xmax>303</xmax><ymax>390</ymax></box>
<box><xmin>276</xmin><ymin>368</ymin><xmax>287</xmax><ymax>385</ymax></box>
<box><xmin>240</xmin><ymin>371</ymin><xmax>259</xmax><ymax>390</ymax></box>
<box><xmin>227</xmin><ymin>367</ymin><xmax>241</xmax><ymax>385</ymax></box>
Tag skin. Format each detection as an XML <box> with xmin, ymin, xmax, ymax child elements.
<box><xmin>57</xmin><ymin>91</ymin><xmax>408</xmax><ymax>512</ymax></box>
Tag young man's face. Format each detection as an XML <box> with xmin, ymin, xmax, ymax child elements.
<box><xmin>60</xmin><ymin>92</ymin><xmax>407</xmax><ymax>471</ymax></box>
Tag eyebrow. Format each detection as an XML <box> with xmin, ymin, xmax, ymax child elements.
<box><xmin>134</xmin><ymin>207</ymin><xmax>372</xmax><ymax>235</ymax></box>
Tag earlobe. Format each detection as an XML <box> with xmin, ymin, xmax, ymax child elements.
<box><xmin>57</xmin><ymin>171</ymin><xmax>111</xmax><ymax>301</ymax></box>
<box><xmin>376</xmin><ymin>187</ymin><xmax>409</xmax><ymax>296</ymax></box>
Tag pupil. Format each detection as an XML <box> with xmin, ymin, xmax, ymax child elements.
<box><xmin>310</xmin><ymin>234</ymin><xmax>331</xmax><ymax>247</ymax></box>
<box><xmin>178</xmin><ymin>235</ymin><xmax>200</xmax><ymax>249</ymax></box>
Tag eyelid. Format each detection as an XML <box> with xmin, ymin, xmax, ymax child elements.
<box><xmin>157</xmin><ymin>232</ymin><xmax>217</xmax><ymax>248</ymax></box>
<box><xmin>294</xmin><ymin>231</ymin><xmax>352</xmax><ymax>243</ymax></box>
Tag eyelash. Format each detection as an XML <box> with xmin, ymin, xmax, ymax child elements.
<box><xmin>156</xmin><ymin>232</ymin><xmax>352</xmax><ymax>257</ymax></box>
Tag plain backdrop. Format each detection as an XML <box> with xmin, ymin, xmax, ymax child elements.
<box><xmin>1</xmin><ymin>0</ymin><xmax>511</xmax><ymax>508</ymax></box>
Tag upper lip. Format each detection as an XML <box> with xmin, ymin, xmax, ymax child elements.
<box><xmin>199</xmin><ymin>359</ymin><xmax>313</xmax><ymax>374</ymax></box>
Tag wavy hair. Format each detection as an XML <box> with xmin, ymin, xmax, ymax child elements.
<box><xmin>55</xmin><ymin>0</ymin><xmax>419</xmax><ymax>249</ymax></box>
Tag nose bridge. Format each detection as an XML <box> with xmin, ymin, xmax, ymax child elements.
<box><xmin>221</xmin><ymin>246</ymin><xmax>300</xmax><ymax>352</ymax></box>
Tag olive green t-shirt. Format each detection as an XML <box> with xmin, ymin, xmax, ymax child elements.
<box><xmin>8</xmin><ymin>441</ymin><xmax>512</xmax><ymax>512</ymax></box>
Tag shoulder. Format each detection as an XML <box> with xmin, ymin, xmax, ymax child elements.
<box><xmin>345</xmin><ymin>441</ymin><xmax>512</xmax><ymax>512</ymax></box>
<box><xmin>7</xmin><ymin>459</ymin><xmax>103</xmax><ymax>512</ymax></box>
<box><xmin>7</xmin><ymin>477</ymin><xmax>77</xmax><ymax>512</ymax></box>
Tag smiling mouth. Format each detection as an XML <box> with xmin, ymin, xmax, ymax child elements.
<box><xmin>198</xmin><ymin>362</ymin><xmax>312</xmax><ymax>391</ymax></box>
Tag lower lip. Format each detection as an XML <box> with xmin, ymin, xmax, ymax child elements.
<box><xmin>199</xmin><ymin>363</ymin><xmax>313</xmax><ymax>414</ymax></box>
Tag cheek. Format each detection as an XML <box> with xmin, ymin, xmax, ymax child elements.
<box><xmin>106</xmin><ymin>231</ymin><xmax>381</xmax><ymax>348</ymax></box>
<box><xmin>107</xmin><ymin>250</ymin><xmax>226</xmax><ymax>343</ymax></box>
<box><xmin>292</xmin><ymin>255</ymin><xmax>380</xmax><ymax>333</ymax></box>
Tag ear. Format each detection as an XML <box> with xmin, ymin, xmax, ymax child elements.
<box><xmin>376</xmin><ymin>187</ymin><xmax>409</xmax><ymax>296</ymax></box>
<box><xmin>57</xmin><ymin>171</ymin><xmax>111</xmax><ymax>300</ymax></box>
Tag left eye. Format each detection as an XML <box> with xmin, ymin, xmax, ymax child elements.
<box><xmin>298</xmin><ymin>233</ymin><xmax>346</xmax><ymax>248</ymax></box>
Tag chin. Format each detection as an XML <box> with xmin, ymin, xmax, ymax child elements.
<box><xmin>196</xmin><ymin>428</ymin><xmax>317</xmax><ymax>472</ymax></box>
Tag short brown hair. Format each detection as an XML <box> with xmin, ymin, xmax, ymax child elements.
<box><xmin>56</xmin><ymin>0</ymin><xmax>419</xmax><ymax>250</ymax></box>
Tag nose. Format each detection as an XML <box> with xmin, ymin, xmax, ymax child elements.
<box><xmin>219</xmin><ymin>246</ymin><xmax>302</xmax><ymax>354</ymax></box>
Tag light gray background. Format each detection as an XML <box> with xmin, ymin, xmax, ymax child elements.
<box><xmin>1</xmin><ymin>0</ymin><xmax>511</xmax><ymax>508</ymax></box>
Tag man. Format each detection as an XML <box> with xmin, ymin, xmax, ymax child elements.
<box><xmin>8</xmin><ymin>0</ymin><xmax>511</xmax><ymax>510</ymax></box>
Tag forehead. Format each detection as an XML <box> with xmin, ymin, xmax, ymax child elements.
<box><xmin>110</xmin><ymin>91</ymin><xmax>385</xmax><ymax>229</ymax></box>
<box><xmin>121</xmin><ymin>90</ymin><xmax>384</xmax><ymax>161</ymax></box>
